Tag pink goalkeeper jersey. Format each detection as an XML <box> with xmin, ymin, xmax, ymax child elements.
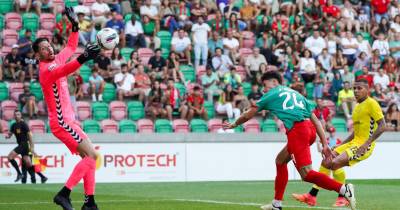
<box><xmin>39</xmin><ymin>32</ymin><xmax>82</xmax><ymax>129</ymax></box>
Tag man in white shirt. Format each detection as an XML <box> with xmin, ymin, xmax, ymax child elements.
<box><xmin>245</xmin><ymin>47</ymin><xmax>267</xmax><ymax>80</ymax></box>
<box><xmin>191</xmin><ymin>16</ymin><xmax>211</xmax><ymax>68</ymax></box>
<box><xmin>304</xmin><ymin>31</ymin><xmax>326</xmax><ymax>57</ymax></box>
<box><xmin>140</xmin><ymin>0</ymin><xmax>160</xmax><ymax>32</ymax></box>
<box><xmin>372</xmin><ymin>32</ymin><xmax>390</xmax><ymax>56</ymax></box>
<box><xmin>114</xmin><ymin>64</ymin><xmax>145</xmax><ymax>102</ymax></box>
<box><xmin>222</xmin><ymin>29</ymin><xmax>240</xmax><ymax>64</ymax></box>
<box><xmin>125</xmin><ymin>15</ymin><xmax>146</xmax><ymax>48</ymax></box>
<box><xmin>74</xmin><ymin>0</ymin><xmax>91</xmax><ymax>17</ymax></box>
<box><xmin>91</xmin><ymin>0</ymin><xmax>110</xmax><ymax>28</ymax></box>
<box><xmin>340</xmin><ymin>31</ymin><xmax>358</xmax><ymax>65</ymax></box>
<box><xmin>373</xmin><ymin>68</ymin><xmax>390</xmax><ymax>90</ymax></box>
<box><xmin>171</xmin><ymin>28</ymin><xmax>192</xmax><ymax>65</ymax></box>
<box><xmin>212</xmin><ymin>47</ymin><xmax>234</xmax><ymax>77</ymax></box>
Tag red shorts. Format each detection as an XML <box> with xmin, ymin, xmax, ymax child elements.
<box><xmin>286</xmin><ymin>120</ymin><xmax>316</xmax><ymax>169</ymax></box>
<box><xmin>50</xmin><ymin>121</ymin><xmax>88</xmax><ymax>155</ymax></box>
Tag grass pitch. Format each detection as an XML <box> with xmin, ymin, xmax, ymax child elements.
<box><xmin>0</xmin><ymin>180</ymin><xmax>398</xmax><ymax>210</ymax></box>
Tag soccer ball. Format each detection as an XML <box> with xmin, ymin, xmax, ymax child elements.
<box><xmin>96</xmin><ymin>28</ymin><xmax>119</xmax><ymax>50</ymax></box>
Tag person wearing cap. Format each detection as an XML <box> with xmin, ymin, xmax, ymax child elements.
<box><xmin>17</xmin><ymin>29</ymin><xmax>33</xmax><ymax>58</ymax></box>
<box><xmin>3</xmin><ymin>44</ymin><xmax>23</xmax><ymax>82</ymax></box>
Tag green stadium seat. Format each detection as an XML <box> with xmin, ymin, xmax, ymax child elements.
<box><xmin>157</xmin><ymin>30</ymin><xmax>172</xmax><ymax>49</ymax></box>
<box><xmin>180</xmin><ymin>65</ymin><xmax>196</xmax><ymax>82</ymax></box>
<box><xmin>102</xmin><ymin>83</ymin><xmax>116</xmax><ymax>102</ymax></box>
<box><xmin>124</xmin><ymin>14</ymin><xmax>132</xmax><ymax>23</ymax></box>
<box><xmin>22</xmin><ymin>13</ymin><xmax>39</xmax><ymax>31</ymax></box>
<box><xmin>155</xmin><ymin>119</ymin><xmax>173</xmax><ymax>133</ymax></box>
<box><xmin>18</xmin><ymin>29</ymin><xmax>36</xmax><ymax>41</ymax></box>
<box><xmin>0</xmin><ymin>0</ymin><xmax>13</xmax><ymax>14</ymax></box>
<box><xmin>161</xmin><ymin>48</ymin><xmax>170</xmax><ymax>59</ymax></box>
<box><xmin>30</xmin><ymin>82</ymin><xmax>43</xmax><ymax>101</ymax></box>
<box><xmin>0</xmin><ymin>82</ymin><xmax>9</xmax><ymax>101</ymax></box>
<box><xmin>83</xmin><ymin>120</ymin><xmax>101</xmax><ymax>133</ymax></box>
<box><xmin>242</xmin><ymin>82</ymin><xmax>252</xmax><ymax>97</ymax></box>
<box><xmin>127</xmin><ymin>101</ymin><xmax>145</xmax><ymax>120</ymax></box>
<box><xmin>0</xmin><ymin>14</ymin><xmax>4</xmax><ymax>30</ymax></box>
<box><xmin>91</xmin><ymin>102</ymin><xmax>109</xmax><ymax>121</ymax></box>
<box><xmin>56</xmin><ymin>13</ymin><xmax>62</xmax><ymax>22</ymax></box>
<box><xmin>65</xmin><ymin>0</ymin><xmax>79</xmax><ymax>7</ymax></box>
<box><xmin>262</xmin><ymin>119</ymin><xmax>278</xmax><ymax>132</ymax></box>
<box><xmin>305</xmin><ymin>82</ymin><xmax>314</xmax><ymax>100</ymax></box>
<box><xmin>121</xmin><ymin>47</ymin><xmax>134</xmax><ymax>61</ymax></box>
<box><xmin>204</xmin><ymin>101</ymin><xmax>215</xmax><ymax>119</ymax></box>
<box><xmin>190</xmin><ymin>119</ymin><xmax>208</xmax><ymax>133</ymax></box>
<box><xmin>119</xmin><ymin>119</ymin><xmax>137</xmax><ymax>133</ymax></box>
<box><xmin>80</xmin><ymin>65</ymin><xmax>92</xmax><ymax>83</ymax></box>
<box><xmin>332</xmin><ymin>117</ymin><xmax>347</xmax><ymax>132</ymax></box>
<box><xmin>174</xmin><ymin>83</ymin><xmax>186</xmax><ymax>97</ymax></box>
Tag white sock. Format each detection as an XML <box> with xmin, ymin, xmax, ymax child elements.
<box><xmin>99</xmin><ymin>94</ymin><xmax>103</xmax><ymax>101</ymax></box>
<box><xmin>92</xmin><ymin>94</ymin><xmax>97</xmax><ymax>102</ymax></box>
<box><xmin>339</xmin><ymin>184</ymin><xmax>346</xmax><ymax>195</ymax></box>
<box><xmin>272</xmin><ymin>199</ymin><xmax>282</xmax><ymax>207</ymax></box>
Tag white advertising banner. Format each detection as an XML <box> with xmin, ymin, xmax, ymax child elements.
<box><xmin>0</xmin><ymin>142</ymin><xmax>399</xmax><ymax>184</ymax></box>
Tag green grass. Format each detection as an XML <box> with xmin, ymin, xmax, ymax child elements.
<box><xmin>0</xmin><ymin>180</ymin><xmax>399</xmax><ymax>210</ymax></box>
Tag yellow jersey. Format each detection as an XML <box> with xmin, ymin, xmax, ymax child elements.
<box><xmin>352</xmin><ymin>97</ymin><xmax>384</xmax><ymax>145</ymax></box>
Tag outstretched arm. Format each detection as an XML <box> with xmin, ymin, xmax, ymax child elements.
<box><xmin>224</xmin><ymin>106</ymin><xmax>258</xmax><ymax>129</ymax></box>
<box><xmin>56</xmin><ymin>7</ymin><xmax>80</xmax><ymax>63</ymax></box>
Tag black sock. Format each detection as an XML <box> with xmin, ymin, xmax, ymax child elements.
<box><xmin>28</xmin><ymin>166</ymin><xmax>36</xmax><ymax>183</ymax></box>
<box><xmin>58</xmin><ymin>186</ymin><xmax>71</xmax><ymax>198</ymax></box>
<box><xmin>338</xmin><ymin>194</ymin><xmax>345</xmax><ymax>198</ymax></box>
<box><xmin>84</xmin><ymin>195</ymin><xmax>95</xmax><ymax>207</ymax></box>
<box><xmin>37</xmin><ymin>172</ymin><xmax>46</xmax><ymax>179</ymax></box>
<box><xmin>9</xmin><ymin>159</ymin><xmax>21</xmax><ymax>175</ymax></box>
<box><xmin>309</xmin><ymin>187</ymin><xmax>319</xmax><ymax>197</ymax></box>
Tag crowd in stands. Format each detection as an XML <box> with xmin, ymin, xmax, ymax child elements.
<box><xmin>1</xmin><ymin>0</ymin><xmax>400</xmax><ymax>133</ymax></box>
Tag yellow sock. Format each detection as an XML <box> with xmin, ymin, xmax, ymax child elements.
<box><xmin>312</xmin><ymin>165</ymin><xmax>332</xmax><ymax>190</ymax></box>
<box><xmin>333</xmin><ymin>168</ymin><xmax>346</xmax><ymax>184</ymax></box>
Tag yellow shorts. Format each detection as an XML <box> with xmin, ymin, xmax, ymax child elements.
<box><xmin>334</xmin><ymin>141</ymin><xmax>375</xmax><ymax>166</ymax></box>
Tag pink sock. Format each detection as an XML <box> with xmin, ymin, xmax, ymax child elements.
<box><xmin>83</xmin><ymin>159</ymin><xmax>96</xmax><ymax>195</ymax></box>
<box><xmin>65</xmin><ymin>157</ymin><xmax>96</xmax><ymax>190</ymax></box>
<box><xmin>274</xmin><ymin>163</ymin><xmax>288</xmax><ymax>200</ymax></box>
<box><xmin>304</xmin><ymin>170</ymin><xmax>342</xmax><ymax>193</ymax></box>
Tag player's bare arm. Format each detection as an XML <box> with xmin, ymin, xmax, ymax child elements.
<box><xmin>27</xmin><ymin>131</ymin><xmax>37</xmax><ymax>156</ymax></box>
<box><xmin>224</xmin><ymin>106</ymin><xmax>258</xmax><ymax>129</ymax></box>
<box><xmin>311</xmin><ymin>113</ymin><xmax>333</xmax><ymax>161</ymax></box>
<box><xmin>356</xmin><ymin>118</ymin><xmax>385</xmax><ymax>157</ymax></box>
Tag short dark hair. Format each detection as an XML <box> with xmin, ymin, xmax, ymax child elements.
<box><xmin>32</xmin><ymin>37</ymin><xmax>49</xmax><ymax>53</ymax></box>
<box><xmin>155</xmin><ymin>48</ymin><xmax>161</xmax><ymax>53</ymax></box>
<box><xmin>344</xmin><ymin>81</ymin><xmax>350</xmax><ymax>85</ymax></box>
<box><xmin>355</xmin><ymin>78</ymin><xmax>369</xmax><ymax>86</ymax></box>
<box><xmin>261</xmin><ymin>71</ymin><xmax>282</xmax><ymax>84</ymax></box>
<box><xmin>193</xmin><ymin>86</ymin><xmax>201</xmax><ymax>91</ymax></box>
<box><xmin>121</xmin><ymin>63</ymin><xmax>128</xmax><ymax>69</ymax></box>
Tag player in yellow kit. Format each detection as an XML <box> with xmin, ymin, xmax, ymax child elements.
<box><xmin>293</xmin><ymin>78</ymin><xmax>386</xmax><ymax>207</ymax></box>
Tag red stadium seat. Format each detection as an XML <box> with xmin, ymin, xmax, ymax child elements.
<box><xmin>110</xmin><ymin>101</ymin><xmax>127</xmax><ymax>121</ymax></box>
<box><xmin>1</xmin><ymin>46</ymin><xmax>12</xmax><ymax>57</ymax></box>
<box><xmin>1</xmin><ymin>100</ymin><xmax>18</xmax><ymax>121</ymax></box>
<box><xmin>0</xmin><ymin>120</ymin><xmax>9</xmax><ymax>133</ymax></box>
<box><xmin>235</xmin><ymin>65</ymin><xmax>247</xmax><ymax>81</ymax></box>
<box><xmin>5</xmin><ymin>13</ymin><xmax>22</xmax><ymax>30</ymax></box>
<box><xmin>101</xmin><ymin>119</ymin><xmax>119</xmax><ymax>133</ymax></box>
<box><xmin>37</xmin><ymin>101</ymin><xmax>47</xmax><ymax>116</ymax></box>
<box><xmin>208</xmin><ymin>118</ymin><xmax>222</xmax><ymax>133</ymax></box>
<box><xmin>53</xmin><ymin>0</ymin><xmax>65</xmax><ymax>13</ymax></box>
<box><xmin>40</xmin><ymin>13</ymin><xmax>56</xmax><ymax>30</ymax></box>
<box><xmin>8</xmin><ymin>82</ymin><xmax>24</xmax><ymax>102</ymax></box>
<box><xmin>36</xmin><ymin>30</ymin><xmax>53</xmax><ymax>42</ymax></box>
<box><xmin>2</xmin><ymin>29</ymin><xmax>18</xmax><ymax>47</ymax></box>
<box><xmin>76</xmin><ymin>101</ymin><xmax>91</xmax><ymax>121</ymax></box>
<box><xmin>243</xmin><ymin>119</ymin><xmax>260</xmax><ymax>133</ymax></box>
<box><xmin>172</xmin><ymin>119</ymin><xmax>189</xmax><ymax>133</ymax></box>
<box><xmin>137</xmin><ymin>119</ymin><xmax>154</xmax><ymax>133</ymax></box>
<box><xmin>239</xmin><ymin>48</ymin><xmax>253</xmax><ymax>59</ymax></box>
<box><xmin>138</xmin><ymin>48</ymin><xmax>154</xmax><ymax>66</ymax></box>
<box><xmin>196</xmin><ymin>65</ymin><xmax>206</xmax><ymax>82</ymax></box>
<box><xmin>324</xmin><ymin>99</ymin><xmax>336</xmax><ymax>117</ymax></box>
<box><xmin>242</xmin><ymin>31</ymin><xmax>255</xmax><ymax>48</ymax></box>
<box><xmin>28</xmin><ymin>119</ymin><xmax>46</xmax><ymax>133</ymax></box>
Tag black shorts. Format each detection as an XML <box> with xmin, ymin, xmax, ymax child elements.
<box><xmin>13</xmin><ymin>143</ymin><xmax>30</xmax><ymax>156</ymax></box>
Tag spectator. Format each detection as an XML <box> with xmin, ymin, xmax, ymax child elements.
<box><xmin>216</xmin><ymin>84</ymin><xmax>240</xmax><ymax>120</ymax></box>
<box><xmin>271</xmin><ymin>12</ymin><xmax>289</xmax><ymax>34</ymax></box>
<box><xmin>245</xmin><ymin>47</ymin><xmax>267</xmax><ymax>81</ymax></box>
<box><xmin>358</xmin><ymin>8</ymin><xmax>369</xmax><ymax>32</ymax></box>
<box><xmin>371</xmin><ymin>49</ymin><xmax>383</xmax><ymax>71</ymax></box>
<box><xmin>17</xmin><ymin>30</ymin><xmax>33</xmax><ymax>58</ymax></box>
<box><xmin>323</xmin><ymin>0</ymin><xmax>341</xmax><ymax>20</ymax></box>
<box><xmin>355</xmin><ymin>66</ymin><xmax>374</xmax><ymax>87</ymax></box>
<box><xmin>106</xmin><ymin>0</ymin><xmax>121</xmax><ymax>14</ymax></box>
<box><xmin>353</xmin><ymin>52</ymin><xmax>370</xmax><ymax>72</ymax></box>
<box><xmin>74</xmin><ymin>0</ymin><xmax>91</xmax><ymax>17</ymax></box>
<box><xmin>326</xmin><ymin>31</ymin><xmax>338</xmax><ymax>55</ymax></box>
<box><xmin>304</xmin><ymin>30</ymin><xmax>326</xmax><ymax>57</ymax></box>
<box><xmin>77</xmin><ymin>12</ymin><xmax>96</xmax><ymax>46</ymax></box>
<box><xmin>212</xmin><ymin>47</ymin><xmax>234</xmax><ymax>77</ymax></box>
<box><xmin>106</xmin><ymin>10</ymin><xmax>126</xmax><ymax>47</ymax></box>
<box><xmin>222</xmin><ymin>29</ymin><xmax>240</xmax><ymax>64</ymax></box>
<box><xmin>125</xmin><ymin>15</ymin><xmax>146</xmax><ymax>49</ymax></box>
<box><xmin>4</xmin><ymin>45</ymin><xmax>23</xmax><ymax>82</ymax></box>
<box><xmin>208</xmin><ymin>11</ymin><xmax>225</xmax><ymax>34</ymax></box>
<box><xmin>74</xmin><ymin>71</ymin><xmax>84</xmax><ymax>100</ymax></box>
<box><xmin>208</xmin><ymin>31</ymin><xmax>223</xmax><ymax>57</ymax></box>
<box><xmin>140</xmin><ymin>0</ymin><xmax>160</xmax><ymax>32</ymax></box>
<box><xmin>201</xmin><ymin>65</ymin><xmax>221</xmax><ymax>102</ymax></box>
<box><xmin>338</xmin><ymin>81</ymin><xmax>356</xmax><ymax>119</ymax></box>
<box><xmin>147</xmin><ymin>80</ymin><xmax>168</xmax><ymax>121</ymax></box>
<box><xmin>224</xmin><ymin>67</ymin><xmax>242</xmax><ymax>90</ymax></box>
<box><xmin>256</xmin><ymin>31</ymin><xmax>274</xmax><ymax>50</ymax></box>
<box><xmin>19</xmin><ymin>83</ymin><xmax>38</xmax><ymax>119</ymax></box>
<box><xmin>340</xmin><ymin>0</ymin><xmax>360</xmax><ymax>32</ymax></box>
<box><xmin>371</xmin><ymin>18</ymin><xmax>390</xmax><ymax>39</ymax></box>
<box><xmin>340</xmin><ymin>31</ymin><xmax>358</xmax><ymax>65</ymax></box>
<box><xmin>297</xmin><ymin>49</ymin><xmax>316</xmax><ymax>83</ymax></box>
<box><xmin>387</xmin><ymin>82</ymin><xmax>400</xmax><ymax>107</ymax></box>
<box><xmin>225</xmin><ymin>13</ymin><xmax>246</xmax><ymax>42</ymax></box>
<box><xmin>314</xmin><ymin>98</ymin><xmax>333</xmax><ymax>129</ymax></box>
<box><xmin>94</xmin><ymin>49</ymin><xmax>112</xmax><ymax>82</ymax></box>
<box><xmin>373</xmin><ymin>68</ymin><xmax>390</xmax><ymax>90</ymax></box>
<box><xmin>21</xmin><ymin>50</ymin><xmax>38</xmax><ymax>82</ymax></box>
<box><xmin>191</xmin><ymin>16</ymin><xmax>211</xmax><ymax>68</ymax></box>
<box><xmin>314</xmin><ymin>65</ymin><xmax>325</xmax><ymax>99</ymax></box>
<box><xmin>389</xmin><ymin>32</ymin><xmax>400</xmax><ymax>61</ymax></box>
<box><xmin>372</xmin><ymin>83</ymin><xmax>389</xmax><ymax>107</ymax></box>
<box><xmin>33</xmin><ymin>0</ymin><xmax>54</xmax><ymax>15</ymax></box>
<box><xmin>148</xmin><ymin>48</ymin><xmax>167</xmax><ymax>81</ymax></box>
<box><xmin>176</xmin><ymin>0</ymin><xmax>192</xmax><ymax>29</ymax></box>
<box><xmin>15</xmin><ymin>0</ymin><xmax>32</xmax><ymax>13</ymax></box>
<box><xmin>164</xmin><ymin>78</ymin><xmax>188</xmax><ymax>120</ymax></box>
<box><xmin>290</xmin><ymin>15</ymin><xmax>306</xmax><ymax>39</ymax></box>
<box><xmin>127</xmin><ymin>50</ymin><xmax>141</xmax><ymax>71</ymax></box>
<box><xmin>385</xmin><ymin>103</ymin><xmax>400</xmax><ymax>131</ymax></box>
<box><xmin>247</xmin><ymin>83</ymin><xmax>265</xmax><ymax>116</ymax></box>
<box><xmin>234</xmin><ymin>85</ymin><xmax>250</xmax><ymax>113</ymax></box>
<box><xmin>356</xmin><ymin>33</ymin><xmax>372</xmax><ymax>57</ymax></box>
<box><xmin>159</xmin><ymin>0</ymin><xmax>179</xmax><ymax>34</ymax></box>
<box><xmin>329</xmin><ymin>71</ymin><xmax>343</xmax><ymax>102</ymax></box>
<box><xmin>91</xmin><ymin>0</ymin><xmax>111</xmax><ymax>28</ymax></box>
<box><xmin>190</xmin><ymin>1</ymin><xmax>207</xmax><ymax>22</ymax></box>
<box><xmin>187</xmin><ymin>86</ymin><xmax>208</xmax><ymax>121</ymax></box>
<box><xmin>282</xmin><ymin>46</ymin><xmax>299</xmax><ymax>79</ymax></box>
<box><xmin>134</xmin><ymin>64</ymin><xmax>152</xmax><ymax>96</ymax></box>
<box><xmin>56</xmin><ymin>13</ymin><xmax>72</xmax><ymax>38</ymax></box>
<box><xmin>304</xmin><ymin>0</ymin><xmax>323</xmax><ymax>25</ymax></box>
<box><xmin>371</xmin><ymin>0</ymin><xmax>390</xmax><ymax>23</ymax></box>
<box><xmin>341</xmin><ymin>65</ymin><xmax>355</xmax><ymax>86</ymax></box>
<box><xmin>318</xmin><ymin>48</ymin><xmax>333</xmax><ymax>72</ymax></box>
<box><xmin>88</xmin><ymin>69</ymin><xmax>105</xmax><ymax>102</ymax></box>
<box><xmin>110</xmin><ymin>47</ymin><xmax>126</xmax><ymax>72</ymax></box>
<box><xmin>372</xmin><ymin>32</ymin><xmax>390</xmax><ymax>57</ymax></box>
<box><xmin>332</xmin><ymin>49</ymin><xmax>348</xmax><ymax>73</ymax></box>
<box><xmin>166</xmin><ymin>51</ymin><xmax>185</xmax><ymax>83</ymax></box>
<box><xmin>171</xmin><ymin>29</ymin><xmax>192</xmax><ymax>65</ymax></box>
<box><xmin>114</xmin><ymin>64</ymin><xmax>145</xmax><ymax>102</ymax></box>
<box><xmin>383</xmin><ymin>56</ymin><xmax>398</xmax><ymax>81</ymax></box>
